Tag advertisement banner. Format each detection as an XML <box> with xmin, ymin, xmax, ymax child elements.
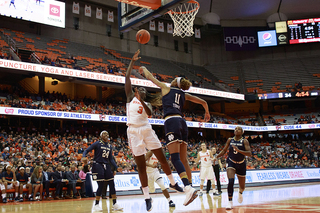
<box><xmin>224</xmin><ymin>27</ymin><xmax>257</xmax><ymax>51</ymax></box>
<box><xmin>1</xmin><ymin>107</ymin><xmax>320</xmax><ymax>132</ymax></box>
<box><xmin>0</xmin><ymin>59</ymin><xmax>244</xmax><ymax>100</ymax></box>
<box><xmin>0</xmin><ymin>0</ymin><xmax>65</xmax><ymax>28</ymax></box>
<box><xmin>90</xmin><ymin>168</ymin><xmax>320</xmax><ymax>192</ymax></box>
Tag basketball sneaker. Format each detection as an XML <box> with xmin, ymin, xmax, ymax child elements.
<box><xmin>112</xmin><ymin>203</ymin><xmax>123</xmax><ymax>211</ymax></box>
<box><xmin>145</xmin><ymin>198</ymin><xmax>153</xmax><ymax>212</ymax></box>
<box><xmin>169</xmin><ymin>183</ymin><xmax>184</xmax><ymax>192</ymax></box>
<box><xmin>199</xmin><ymin>191</ymin><xmax>203</xmax><ymax>196</ymax></box>
<box><xmin>93</xmin><ymin>204</ymin><xmax>103</xmax><ymax>212</ymax></box>
<box><xmin>226</xmin><ymin>201</ymin><xmax>233</xmax><ymax>210</ymax></box>
<box><xmin>168</xmin><ymin>200</ymin><xmax>175</xmax><ymax>207</ymax></box>
<box><xmin>238</xmin><ymin>191</ymin><xmax>243</xmax><ymax>203</ymax></box>
<box><xmin>183</xmin><ymin>185</ymin><xmax>198</xmax><ymax>206</ymax></box>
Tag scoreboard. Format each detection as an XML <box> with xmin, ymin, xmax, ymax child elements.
<box><xmin>257</xmin><ymin>91</ymin><xmax>319</xmax><ymax>100</ymax></box>
<box><xmin>287</xmin><ymin>18</ymin><xmax>320</xmax><ymax>44</ymax></box>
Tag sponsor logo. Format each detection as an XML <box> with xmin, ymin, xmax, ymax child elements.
<box><xmin>4</xmin><ymin>108</ymin><xmax>14</xmax><ymax>114</ymax></box>
<box><xmin>278</xmin><ymin>34</ymin><xmax>287</xmax><ymax>41</ymax></box>
<box><xmin>222</xmin><ymin>125</ymin><xmax>227</xmax><ymax>129</ymax></box>
<box><xmin>50</xmin><ymin>4</ymin><xmax>60</xmax><ymax>17</ymax></box>
<box><xmin>224</xmin><ymin>36</ymin><xmax>256</xmax><ymax>47</ymax></box>
<box><xmin>276</xmin><ymin>125</ymin><xmax>281</xmax><ymax>130</ymax></box>
<box><xmin>263</xmin><ymin>33</ymin><xmax>272</xmax><ymax>41</ymax></box>
<box><xmin>130</xmin><ymin>177</ymin><xmax>140</xmax><ymax>186</ymax></box>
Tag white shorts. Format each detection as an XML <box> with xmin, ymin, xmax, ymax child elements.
<box><xmin>147</xmin><ymin>169</ymin><xmax>164</xmax><ymax>193</ymax></box>
<box><xmin>199</xmin><ymin>166</ymin><xmax>214</xmax><ymax>180</ymax></box>
<box><xmin>127</xmin><ymin>124</ymin><xmax>162</xmax><ymax>156</ymax></box>
<box><xmin>7</xmin><ymin>181</ymin><xmax>19</xmax><ymax>189</ymax></box>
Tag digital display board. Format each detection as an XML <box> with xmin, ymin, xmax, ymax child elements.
<box><xmin>0</xmin><ymin>0</ymin><xmax>65</xmax><ymax>28</ymax></box>
<box><xmin>257</xmin><ymin>30</ymin><xmax>277</xmax><ymax>47</ymax></box>
<box><xmin>287</xmin><ymin>18</ymin><xmax>320</xmax><ymax>44</ymax></box>
<box><xmin>257</xmin><ymin>91</ymin><xmax>319</xmax><ymax>100</ymax></box>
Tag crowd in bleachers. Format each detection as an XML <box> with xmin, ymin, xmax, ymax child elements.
<box><xmin>0</xmin><ymin>126</ymin><xmax>319</xmax><ymax>203</ymax></box>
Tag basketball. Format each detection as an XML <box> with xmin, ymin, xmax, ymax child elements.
<box><xmin>136</xmin><ymin>29</ymin><xmax>150</xmax><ymax>44</ymax></box>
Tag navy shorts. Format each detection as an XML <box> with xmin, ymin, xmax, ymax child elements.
<box><xmin>164</xmin><ymin>117</ymin><xmax>188</xmax><ymax>145</ymax></box>
<box><xmin>226</xmin><ymin>158</ymin><xmax>246</xmax><ymax>176</ymax></box>
<box><xmin>92</xmin><ymin>163</ymin><xmax>114</xmax><ymax>181</ymax></box>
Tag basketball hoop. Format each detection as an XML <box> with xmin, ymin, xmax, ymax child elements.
<box><xmin>167</xmin><ymin>0</ymin><xmax>200</xmax><ymax>38</ymax></box>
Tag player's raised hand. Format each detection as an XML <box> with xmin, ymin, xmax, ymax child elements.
<box><xmin>204</xmin><ymin>111</ymin><xmax>210</xmax><ymax>122</ymax></box>
<box><xmin>132</xmin><ymin>49</ymin><xmax>141</xmax><ymax>62</ymax></box>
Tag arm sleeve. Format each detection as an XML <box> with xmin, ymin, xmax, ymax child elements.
<box><xmin>82</xmin><ymin>142</ymin><xmax>97</xmax><ymax>157</ymax></box>
<box><xmin>108</xmin><ymin>147</ymin><xmax>118</xmax><ymax>170</ymax></box>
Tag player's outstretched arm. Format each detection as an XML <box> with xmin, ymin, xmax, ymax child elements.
<box><xmin>139</xmin><ymin>66</ymin><xmax>169</xmax><ymax>95</ymax></box>
<box><xmin>195</xmin><ymin>152</ymin><xmax>201</xmax><ymax>164</ymax></box>
<box><xmin>216</xmin><ymin>138</ymin><xmax>231</xmax><ymax>158</ymax></box>
<box><xmin>125</xmin><ymin>50</ymin><xmax>141</xmax><ymax>102</ymax></box>
<box><xmin>185</xmin><ymin>93</ymin><xmax>210</xmax><ymax>121</ymax></box>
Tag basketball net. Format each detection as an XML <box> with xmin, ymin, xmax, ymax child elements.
<box><xmin>167</xmin><ymin>0</ymin><xmax>200</xmax><ymax>38</ymax></box>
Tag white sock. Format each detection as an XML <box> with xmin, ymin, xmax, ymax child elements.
<box><xmin>20</xmin><ymin>194</ymin><xmax>23</xmax><ymax>198</ymax></box>
<box><xmin>167</xmin><ymin>174</ymin><xmax>176</xmax><ymax>186</ymax></box>
<box><xmin>167</xmin><ymin>198</ymin><xmax>171</xmax><ymax>202</ymax></box>
<box><xmin>2</xmin><ymin>194</ymin><xmax>6</xmax><ymax>199</ymax></box>
<box><xmin>142</xmin><ymin>187</ymin><xmax>150</xmax><ymax>199</ymax></box>
<box><xmin>15</xmin><ymin>192</ymin><xmax>18</xmax><ymax>197</ymax></box>
<box><xmin>28</xmin><ymin>194</ymin><xmax>32</xmax><ymax>198</ymax></box>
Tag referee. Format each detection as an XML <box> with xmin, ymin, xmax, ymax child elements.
<box><xmin>206</xmin><ymin>147</ymin><xmax>222</xmax><ymax>195</ymax></box>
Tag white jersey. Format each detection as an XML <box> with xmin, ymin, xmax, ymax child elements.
<box><xmin>126</xmin><ymin>97</ymin><xmax>149</xmax><ymax>126</ymax></box>
<box><xmin>146</xmin><ymin>153</ymin><xmax>159</xmax><ymax>173</ymax></box>
<box><xmin>199</xmin><ymin>150</ymin><xmax>212</xmax><ymax>167</ymax></box>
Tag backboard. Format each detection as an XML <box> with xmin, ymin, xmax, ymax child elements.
<box><xmin>118</xmin><ymin>0</ymin><xmax>189</xmax><ymax>32</ymax></box>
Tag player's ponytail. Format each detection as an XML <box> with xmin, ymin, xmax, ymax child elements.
<box><xmin>145</xmin><ymin>91</ymin><xmax>162</xmax><ymax>107</ymax></box>
<box><xmin>179</xmin><ymin>78</ymin><xmax>192</xmax><ymax>91</ymax></box>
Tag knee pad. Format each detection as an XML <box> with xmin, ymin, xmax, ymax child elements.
<box><xmin>171</xmin><ymin>153</ymin><xmax>186</xmax><ymax>174</ymax></box>
<box><xmin>155</xmin><ymin>178</ymin><xmax>166</xmax><ymax>191</ymax></box>
<box><xmin>200</xmin><ymin>179</ymin><xmax>205</xmax><ymax>185</ymax></box>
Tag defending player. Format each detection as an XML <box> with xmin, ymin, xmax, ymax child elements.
<box><xmin>141</xmin><ymin>66</ymin><xmax>210</xmax><ymax>206</ymax></box>
<box><xmin>82</xmin><ymin>131</ymin><xmax>123</xmax><ymax>212</ymax></box>
<box><xmin>145</xmin><ymin>151</ymin><xmax>175</xmax><ymax>208</ymax></box>
<box><xmin>195</xmin><ymin>143</ymin><xmax>219</xmax><ymax>196</ymax></box>
<box><xmin>216</xmin><ymin>126</ymin><xmax>252</xmax><ymax>210</ymax></box>
<box><xmin>125</xmin><ymin>50</ymin><xmax>183</xmax><ymax>212</ymax></box>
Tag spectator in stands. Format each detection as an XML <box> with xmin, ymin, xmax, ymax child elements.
<box><xmin>51</xmin><ymin>164</ymin><xmax>64</xmax><ymax>200</ymax></box>
<box><xmin>30</xmin><ymin>166</ymin><xmax>44</xmax><ymax>201</ymax></box>
<box><xmin>16</xmin><ymin>167</ymin><xmax>32</xmax><ymax>202</ymax></box>
<box><xmin>79</xmin><ymin>165</ymin><xmax>89</xmax><ymax>198</ymax></box>
<box><xmin>42</xmin><ymin>164</ymin><xmax>53</xmax><ymax>200</ymax></box>
<box><xmin>65</xmin><ymin>165</ymin><xmax>83</xmax><ymax>199</ymax></box>
<box><xmin>2</xmin><ymin>148</ymin><xmax>9</xmax><ymax>160</ymax></box>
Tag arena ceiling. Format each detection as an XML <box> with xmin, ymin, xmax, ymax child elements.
<box><xmin>196</xmin><ymin>0</ymin><xmax>320</xmax><ymax>20</ymax></box>
<box><xmin>92</xmin><ymin>0</ymin><xmax>320</xmax><ymax>26</ymax></box>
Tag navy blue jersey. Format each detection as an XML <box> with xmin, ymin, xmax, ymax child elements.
<box><xmin>2</xmin><ymin>171</ymin><xmax>14</xmax><ymax>182</ymax></box>
<box><xmin>228</xmin><ymin>137</ymin><xmax>246</xmax><ymax>162</ymax></box>
<box><xmin>16</xmin><ymin>173</ymin><xmax>29</xmax><ymax>183</ymax></box>
<box><xmin>162</xmin><ymin>87</ymin><xmax>185</xmax><ymax>118</ymax></box>
<box><xmin>83</xmin><ymin>140</ymin><xmax>117</xmax><ymax>169</ymax></box>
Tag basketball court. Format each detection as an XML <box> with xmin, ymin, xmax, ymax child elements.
<box><xmin>1</xmin><ymin>182</ymin><xmax>319</xmax><ymax>212</ymax></box>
